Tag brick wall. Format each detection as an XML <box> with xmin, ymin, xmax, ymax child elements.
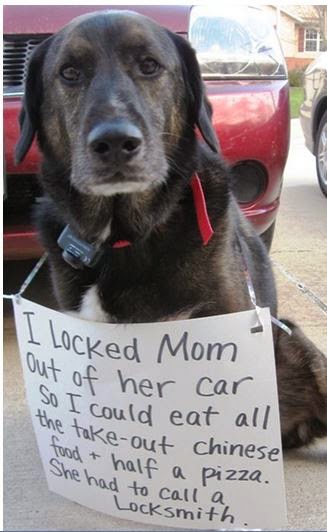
<box><xmin>286</xmin><ymin>57</ymin><xmax>312</xmax><ymax>71</ymax></box>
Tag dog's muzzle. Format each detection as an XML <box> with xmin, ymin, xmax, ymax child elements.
<box><xmin>87</xmin><ymin>119</ymin><xmax>143</xmax><ymax>165</ymax></box>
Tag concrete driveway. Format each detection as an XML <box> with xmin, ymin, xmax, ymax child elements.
<box><xmin>3</xmin><ymin>119</ymin><xmax>327</xmax><ymax>530</ymax></box>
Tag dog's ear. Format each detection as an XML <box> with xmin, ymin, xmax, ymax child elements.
<box><xmin>167</xmin><ymin>31</ymin><xmax>219</xmax><ymax>153</ymax></box>
<box><xmin>15</xmin><ymin>36</ymin><xmax>54</xmax><ymax>164</ymax></box>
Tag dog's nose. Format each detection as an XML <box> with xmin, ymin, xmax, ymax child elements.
<box><xmin>87</xmin><ymin>121</ymin><xmax>143</xmax><ymax>161</ymax></box>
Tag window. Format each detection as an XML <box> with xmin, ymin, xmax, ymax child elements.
<box><xmin>304</xmin><ymin>28</ymin><xmax>324</xmax><ymax>52</ymax></box>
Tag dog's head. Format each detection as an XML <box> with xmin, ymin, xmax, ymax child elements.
<box><xmin>16</xmin><ymin>10</ymin><xmax>218</xmax><ymax>200</ymax></box>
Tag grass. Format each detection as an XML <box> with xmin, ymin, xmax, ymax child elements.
<box><xmin>290</xmin><ymin>87</ymin><xmax>304</xmax><ymax>119</ymax></box>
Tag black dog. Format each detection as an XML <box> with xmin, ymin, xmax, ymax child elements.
<box><xmin>16</xmin><ymin>11</ymin><xmax>327</xmax><ymax>448</ymax></box>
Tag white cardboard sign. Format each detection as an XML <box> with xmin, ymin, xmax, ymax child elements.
<box><xmin>13</xmin><ymin>297</ymin><xmax>287</xmax><ymax>529</ymax></box>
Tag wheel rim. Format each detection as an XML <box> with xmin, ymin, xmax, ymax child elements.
<box><xmin>317</xmin><ymin>121</ymin><xmax>327</xmax><ymax>186</ymax></box>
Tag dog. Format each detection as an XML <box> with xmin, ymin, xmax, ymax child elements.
<box><xmin>15</xmin><ymin>11</ymin><xmax>327</xmax><ymax>449</ymax></box>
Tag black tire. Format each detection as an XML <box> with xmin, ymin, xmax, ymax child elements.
<box><xmin>315</xmin><ymin>110</ymin><xmax>327</xmax><ymax>198</ymax></box>
<box><xmin>260</xmin><ymin>221</ymin><xmax>276</xmax><ymax>252</ymax></box>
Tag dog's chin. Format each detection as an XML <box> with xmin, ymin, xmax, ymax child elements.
<box><xmin>87</xmin><ymin>181</ymin><xmax>154</xmax><ymax>197</ymax></box>
<box><xmin>75</xmin><ymin>176</ymin><xmax>165</xmax><ymax>197</ymax></box>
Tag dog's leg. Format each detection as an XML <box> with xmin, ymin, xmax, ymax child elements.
<box><xmin>275</xmin><ymin>320</ymin><xmax>327</xmax><ymax>448</ymax></box>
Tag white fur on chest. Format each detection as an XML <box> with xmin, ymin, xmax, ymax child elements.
<box><xmin>67</xmin><ymin>285</ymin><xmax>109</xmax><ymax>322</ymax></box>
<box><xmin>68</xmin><ymin>285</ymin><xmax>197</xmax><ymax>323</ymax></box>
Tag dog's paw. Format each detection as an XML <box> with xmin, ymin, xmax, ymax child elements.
<box><xmin>275</xmin><ymin>319</ymin><xmax>327</xmax><ymax>449</ymax></box>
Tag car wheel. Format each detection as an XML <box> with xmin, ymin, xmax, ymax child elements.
<box><xmin>315</xmin><ymin>110</ymin><xmax>327</xmax><ymax>198</ymax></box>
<box><xmin>260</xmin><ymin>221</ymin><xmax>275</xmax><ymax>252</ymax></box>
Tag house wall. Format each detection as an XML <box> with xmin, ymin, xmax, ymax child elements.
<box><xmin>286</xmin><ymin>55</ymin><xmax>311</xmax><ymax>70</ymax></box>
<box><xmin>263</xmin><ymin>6</ymin><xmax>320</xmax><ymax>72</ymax></box>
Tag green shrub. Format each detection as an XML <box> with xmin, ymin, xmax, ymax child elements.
<box><xmin>290</xmin><ymin>87</ymin><xmax>304</xmax><ymax>118</ymax></box>
<box><xmin>288</xmin><ymin>69</ymin><xmax>305</xmax><ymax>87</ymax></box>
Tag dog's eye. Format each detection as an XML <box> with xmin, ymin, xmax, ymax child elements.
<box><xmin>139</xmin><ymin>58</ymin><xmax>161</xmax><ymax>76</ymax></box>
<box><xmin>60</xmin><ymin>65</ymin><xmax>81</xmax><ymax>83</ymax></box>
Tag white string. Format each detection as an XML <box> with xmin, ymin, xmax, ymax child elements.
<box><xmin>236</xmin><ymin>237</ymin><xmax>264</xmax><ymax>333</ymax></box>
<box><xmin>236</xmin><ymin>236</ymin><xmax>292</xmax><ymax>336</ymax></box>
<box><xmin>3</xmin><ymin>253</ymin><xmax>48</xmax><ymax>303</ymax></box>
<box><xmin>271</xmin><ymin>315</ymin><xmax>292</xmax><ymax>336</ymax></box>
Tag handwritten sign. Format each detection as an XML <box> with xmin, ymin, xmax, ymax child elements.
<box><xmin>13</xmin><ymin>297</ymin><xmax>287</xmax><ymax>529</ymax></box>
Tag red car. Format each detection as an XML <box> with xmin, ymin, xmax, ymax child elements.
<box><xmin>3</xmin><ymin>5</ymin><xmax>290</xmax><ymax>259</ymax></box>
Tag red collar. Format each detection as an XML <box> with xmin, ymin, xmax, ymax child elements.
<box><xmin>189</xmin><ymin>173</ymin><xmax>214</xmax><ymax>245</ymax></box>
<box><xmin>112</xmin><ymin>174</ymin><xmax>214</xmax><ymax>248</ymax></box>
<box><xmin>112</xmin><ymin>239</ymin><xmax>132</xmax><ymax>249</ymax></box>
